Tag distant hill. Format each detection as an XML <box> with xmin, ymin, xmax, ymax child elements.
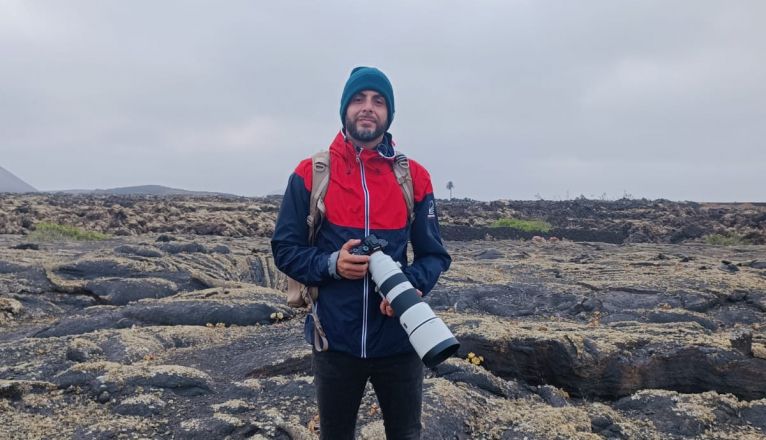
<box><xmin>55</xmin><ymin>185</ymin><xmax>240</xmax><ymax>197</ymax></box>
<box><xmin>0</xmin><ymin>166</ymin><xmax>37</xmax><ymax>193</ymax></box>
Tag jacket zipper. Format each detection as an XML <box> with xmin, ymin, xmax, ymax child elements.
<box><xmin>356</xmin><ymin>148</ymin><xmax>370</xmax><ymax>358</ymax></box>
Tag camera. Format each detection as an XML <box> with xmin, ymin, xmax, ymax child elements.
<box><xmin>352</xmin><ymin>235</ymin><xmax>459</xmax><ymax>367</ymax></box>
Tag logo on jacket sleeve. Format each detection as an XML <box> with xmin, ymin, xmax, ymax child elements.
<box><xmin>427</xmin><ymin>200</ymin><xmax>436</xmax><ymax>219</ymax></box>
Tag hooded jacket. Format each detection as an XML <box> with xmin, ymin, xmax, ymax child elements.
<box><xmin>271</xmin><ymin>131</ymin><xmax>451</xmax><ymax>358</ymax></box>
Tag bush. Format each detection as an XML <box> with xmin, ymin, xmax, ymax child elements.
<box><xmin>490</xmin><ymin>218</ymin><xmax>552</xmax><ymax>233</ymax></box>
<box><xmin>703</xmin><ymin>232</ymin><xmax>751</xmax><ymax>246</ymax></box>
<box><xmin>28</xmin><ymin>222</ymin><xmax>110</xmax><ymax>241</ymax></box>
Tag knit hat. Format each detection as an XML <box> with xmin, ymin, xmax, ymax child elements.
<box><xmin>340</xmin><ymin>66</ymin><xmax>395</xmax><ymax>129</ymax></box>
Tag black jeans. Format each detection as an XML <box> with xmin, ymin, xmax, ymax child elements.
<box><xmin>312</xmin><ymin>350</ymin><xmax>424</xmax><ymax>440</ymax></box>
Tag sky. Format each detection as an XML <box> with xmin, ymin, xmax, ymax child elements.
<box><xmin>1</xmin><ymin>1</ymin><xmax>764</xmax><ymax>202</ymax></box>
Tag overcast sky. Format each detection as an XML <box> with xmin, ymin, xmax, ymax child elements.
<box><xmin>1</xmin><ymin>1</ymin><xmax>764</xmax><ymax>201</ymax></box>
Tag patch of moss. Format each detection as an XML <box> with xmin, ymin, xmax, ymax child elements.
<box><xmin>490</xmin><ymin>218</ymin><xmax>552</xmax><ymax>233</ymax></box>
<box><xmin>28</xmin><ymin>222</ymin><xmax>110</xmax><ymax>241</ymax></box>
<box><xmin>703</xmin><ymin>232</ymin><xmax>751</xmax><ymax>246</ymax></box>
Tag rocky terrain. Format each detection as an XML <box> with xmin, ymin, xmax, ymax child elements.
<box><xmin>1</xmin><ymin>194</ymin><xmax>765</xmax><ymax>439</ymax></box>
<box><xmin>1</xmin><ymin>194</ymin><xmax>765</xmax><ymax>245</ymax></box>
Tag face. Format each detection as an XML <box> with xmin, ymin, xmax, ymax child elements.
<box><xmin>345</xmin><ymin>90</ymin><xmax>388</xmax><ymax>143</ymax></box>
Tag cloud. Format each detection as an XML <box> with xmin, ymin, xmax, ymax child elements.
<box><xmin>1</xmin><ymin>1</ymin><xmax>764</xmax><ymax>201</ymax></box>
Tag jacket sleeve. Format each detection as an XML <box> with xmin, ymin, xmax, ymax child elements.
<box><xmin>270</xmin><ymin>169</ymin><xmax>336</xmax><ymax>286</ymax></box>
<box><xmin>402</xmin><ymin>164</ymin><xmax>451</xmax><ymax>295</ymax></box>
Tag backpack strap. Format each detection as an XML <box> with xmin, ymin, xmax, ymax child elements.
<box><xmin>308</xmin><ymin>150</ymin><xmax>331</xmax><ymax>244</ymax></box>
<box><xmin>393</xmin><ymin>151</ymin><xmax>415</xmax><ymax>224</ymax></box>
<box><xmin>306</xmin><ymin>150</ymin><xmax>331</xmax><ymax>352</ymax></box>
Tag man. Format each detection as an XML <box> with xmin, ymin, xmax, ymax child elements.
<box><xmin>271</xmin><ymin>66</ymin><xmax>451</xmax><ymax>440</ymax></box>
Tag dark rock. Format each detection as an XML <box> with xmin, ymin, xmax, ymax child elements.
<box><xmin>421</xmin><ymin>382</ymin><xmax>477</xmax><ymax>440</ymax></box>
<box><xmin>728</xmin><ymin>290</ymin><xmax>748</xmax><ymax>302</ymax></box>
<box><xmin>211</xmin><ymin>245</ymin><xmax>231</xmax><ymax>254</ymax></box>
<box><xmin>0</xmin><ymin>263</ymin><xmax>55</xmax><ymax>296</ymax></box>
<box><xmin>84</xmin><ymin>277</ymin><xmax>178</xmax><ymax>305</ymax></box>
<box><xmin>741</xmin><ymin>260</ymin><xmax>766</xmax><ymax>270</ymax></box>
<box><xmin>740</xmin><ymin>402</ymin><xmax>766</xmax><ymax>430</ymax></box>
<box><xmin>680</xmin><ymin>291</ymin><xmax>719</xmax><ymax>313</ymax></box>
<box><xmin>0</xmin><ymin>261</ymin><xmax>27</xmax><ymax>274</ymax></box>
<box><xmin>474</xmin><ymin>249</ymin><xmax>504</xmax><ymax>260</ymax></box>
<box><xmin>455</xmin><ymin>328</ymin><xmax>766</xmax><ymax>400</ymax></box>
<box><xmin>52</xmin><ymin>256</ymin><xmax>212</xmax><ymax>292</ymax></box>
<box><xmin>66</xmin><ymin>338</ymin><xmax>105</xmax><ymax>362</ymax></box>
<box><xmin>428</xmin><ymin>359</ymin><xmax>529</xmax><ymax>399</ymax></box>
<box><xmin>615</xmin><ymin>392</ymin><xmax>708</xmax><ymax>437</ymax></box>
<box><xmin>113</xmin><ymin>394</ymin><xmax>166</xmax><ymax>416</ymax></box>
<box><xmin>97</xmin><ymin>391</ymin><xmax>111</xmax><ymax>403</ymax></box>
<box><xmin>35</xmin><ymin>309</ymin><xmax>131</xmax><ymax>338</ymax></box>
<box><xmin>590</xmin><ymin>414</ymin><xmax>613</xmax><ymax>431</ymax></box>
<box><xmin>0</xmin><ymin>381</ymin><xmax>24</xmax><ymax>399</ymax></box>
<box><xmin>746</xmin><ymin>292</ymin><xmax>766</xmax><ymax>312</ymax></box>
<box><xmin>580</xmin><ymin>297</ymin><xmax>601</xmax><ymax>312</ymax></box>
<box><xmin>669</xmin><ymin>224</ymin><xmax>706</xmax><ymax>243</ymax></box>
<box><xmin>178</xmin><ymin>416</ymin><xmax>240</xmax><ymax>440</ymax></box>
<box><xmin>730</xmin><ymin>328</ymin><xmax>753</xmax><ymax>356</ymax></box>
<box><xmin>113</xmin><ymin>245</ymin><xmax>163</xmax><ymax>258</ymax></box>
<box><xmin>247</xmin><ymin>255</ymin><xmax>284</xmax><ymax>289</ymax></box>
<box><xmin>155</xmin><ymin>234</ymin><xmax>176</xmax><ymax>242</ymax></box>
<box><xmin>123</xmin><ymin>300</ymin><xmax>286</xmax><ymax>327</ymax></box>
<box><xmin>570</xmin><ymin>254</ymin><xmax>596</xmax><ymax>264</ymax></box>
<box><xmin>158</xmin><ymin>242</ymin><xmax>208</xmax><ymax>254</ymax></box>
<box><xmin>36</xmin><ymin>293</ymin><xmax>290</xmax><ymax>337</ymax></box>
<box><xmin>599</xmin><ymin>289</ymin><xmax>679</xmax><ymax>314</ymax></box>
<box><xmin>55</xmin><ymin>259</ymin><xmax>145</xmax><ymax>280</ymax></box>
<box><xmin>0</xmin><ymin>380</ymin><xmax>55</xmax><ymax>400</ymax></box>
<box><xmin>535</xmin><ymin>385</ymin><xmax>569</xmax><ymax>407</ymax></box>
<box><xmin>646</xmin><ymin>310</ymin><xmax>717</xmax><ymax>331</ymax></box>
<box><xmin>10</xmin><ymin>243</ymin><xmax>39</xmax><ymax>250</ymax></box>
<box><xmin>714</xmin><ymin>305</ymin><xmax>766</xmax><ymax>326</ymax></box>
<box><xmin>54</xmin><ymin>362</ymin><xmax>213</xmax><ymax>397</ymax></box>
<box><xmin>719</xmin><ymin>261</ymin><xmax>740</xmax><ymax>273</ymax></box>
<box><xmin>428</xmin><ymin>284</ymin><xmax>586</xmax><ymax>318</ymax></box>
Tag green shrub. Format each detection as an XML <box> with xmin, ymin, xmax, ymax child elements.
<box><xmin>490</xmin><ymin>218</ymin><xmax>552</xmax><ymax>233</ymax></box>
<box><xmin>28</xmin><ymin>222</ymin><xmax>110</xmax><ymax>241</ymax></box>
<box><xmin>703</xmin><ymin>232</ymin><xmax>750</xmax><ymax>246</ymax></box>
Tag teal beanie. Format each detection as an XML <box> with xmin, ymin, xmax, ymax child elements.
<box><xmin>340</xmin><ymin>66</ymin><xmax>395</xmax><ymax>129</ymax></box>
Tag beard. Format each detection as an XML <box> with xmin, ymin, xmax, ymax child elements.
<box><xmin>345</xmin><ymin>116</ymin><xmax>386</xmax><ymax>142</ymax></box>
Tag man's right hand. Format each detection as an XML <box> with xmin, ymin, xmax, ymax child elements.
<box><xmin>337</xmin><ymin>239</ymin><xmax>370</xmax><ymax>280</ymax></box>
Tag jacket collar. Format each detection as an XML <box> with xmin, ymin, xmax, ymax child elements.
<box><xmin>332</xmin><ymin>129</ymin><xmax>395</xmax><ymax>161</ymax></box>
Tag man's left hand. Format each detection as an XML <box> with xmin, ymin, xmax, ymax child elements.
<box><xmin>380</xmin><ymin>290</ymin><xmax>422</xmax><ymax>317</ymax></box>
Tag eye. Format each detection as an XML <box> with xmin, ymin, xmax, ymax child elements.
<box><xmin>374</xmin><ymin>97</ymin><xmax>385</xmax><ymax>105</ymax></box>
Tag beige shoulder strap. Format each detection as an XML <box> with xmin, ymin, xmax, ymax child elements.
<box><xmin>393</xmin><ymin>152</ymin><xmax>415</xmax><ymax>223</ymax></box>
<box><xmin>307</xmin><ymin>150</ymin><xmax>331</xmax><ymax>351</ymax></box>
<box><xmin>308</xmin><ymin>150</ymin><xmax>331</xmax><ymax>244</ymax></box>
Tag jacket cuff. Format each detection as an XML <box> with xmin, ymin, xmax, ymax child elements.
<box><xmin>328</xmin><ymin>251</ymin><xmax>341</xmax><ymax>280</ymax></box>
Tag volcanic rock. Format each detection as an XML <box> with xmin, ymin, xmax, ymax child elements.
<box><xmin>1</xmin><ymin>195</ymin><xmax>765</xmax><ymax>438</ymax></box>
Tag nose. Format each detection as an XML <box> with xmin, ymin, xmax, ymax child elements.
<box><xmin>360</xmin><ymin>97</ymin><xmax>374</xmax><ymax>112</ymax></box>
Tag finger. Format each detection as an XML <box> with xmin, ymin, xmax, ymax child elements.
<box><xmin>342</xmin><ymin>254</ymin><xmax>370</xmax><ymax>264</ymax></box>
<box><xmin>416</xmin><ymin>289</ymin><xmax>423</xmax><ymax>297</ymax></box>
<box><xmin>386</xmin><ymin>304</ymin><xmax>394</xmax><ymax>317</ymax></box>
<box><xmin>341</xmin><ymin>268</ymin><xmax>363</xmax><ymax>279</ymax></box>
<box><xmin>341</xmin><ymin>261</ymin><xmax>367</xmax><ymax>271</ymax></box>
<box><xmin>341</xmin><ymin>239</ymin><xmax>362</xmax><ymax>251</ymax></box>
<box><xmin>341</xmin><ymin>264</ymin><xmax>367</xmax><ymax>278</ymax></box>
